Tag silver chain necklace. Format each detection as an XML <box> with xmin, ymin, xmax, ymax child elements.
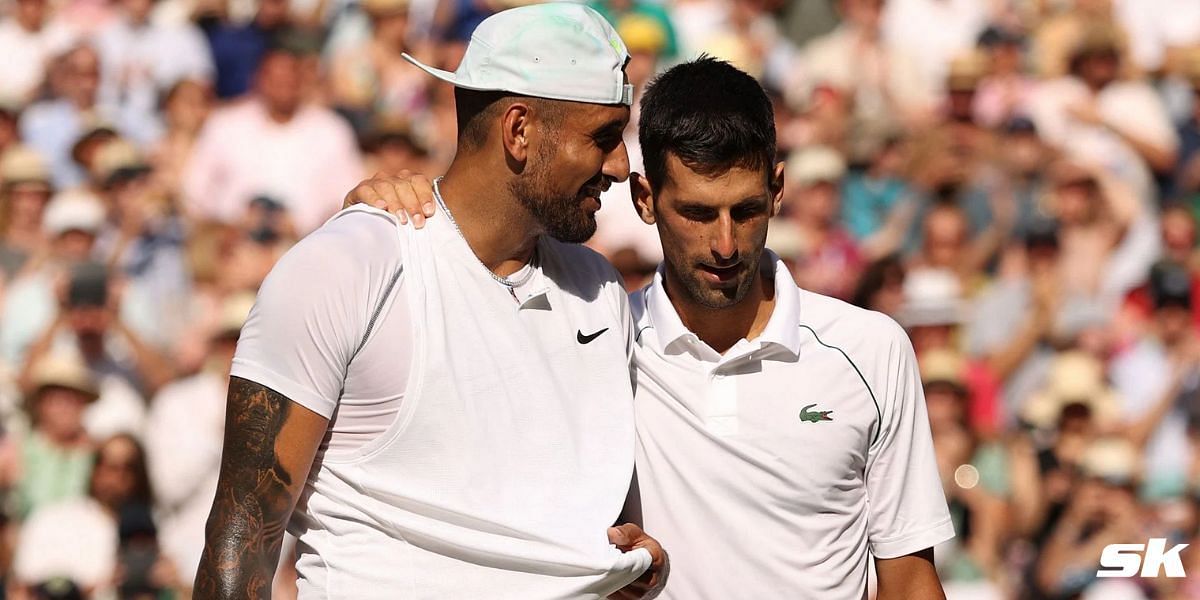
<box><xmin>432</xmin><ymin>176</ymin><xmax>537</xmax><ymax>290</ymax></box>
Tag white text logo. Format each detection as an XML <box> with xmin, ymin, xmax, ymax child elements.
<box><xmin>1097</xmin><ymin>539</ymin><xmax>1188</xmax><ymax>578</ymax></box>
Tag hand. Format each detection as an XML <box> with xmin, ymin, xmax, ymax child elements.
<box><xmin>342</xmin><ymin>171</ymin><xmax>437</xmax><ymax>227</ymax></box>
<box><xmin>608</xmin><ymin>523</ymin><xmax>667</xmax><ymax>600</ymax></box>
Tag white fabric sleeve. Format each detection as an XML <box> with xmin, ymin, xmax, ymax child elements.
<box><xmin>231</xmin><ymin>209</ymin><xmax>402</xmax><ymax>419</ymax></box>
<box><xmin>865</xmin><ymin>318</ymin><xmax>956</xmax><ymax>559</ymax></box>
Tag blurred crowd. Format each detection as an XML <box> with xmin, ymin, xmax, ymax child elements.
<box><xmin>0</xmin><ymin>0</ymin><xmax>1198</xmax><ymax>597</ymax></box>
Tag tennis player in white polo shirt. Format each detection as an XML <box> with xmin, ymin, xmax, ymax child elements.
<box><xmin>354</xmin><ymin>57</ymin><xmax>955</xmax><ymax>600</ymax></box>
<box><xmin>194</xmin><ymin>5</ymin><xmax>664</xmax><ymax>599</ymax></box>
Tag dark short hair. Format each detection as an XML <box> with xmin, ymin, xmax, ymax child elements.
<box><xmin>638</xmin><ymin>56</ymin><xmax>776</xmax><ymax>193</ymax></box>
<box><xmin>454</xmin><ymin>88</ymin><xmax>565</xmax><ymax>153</ymax></box>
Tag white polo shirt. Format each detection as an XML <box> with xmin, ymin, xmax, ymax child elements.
<box><xmin>628</xmin><ymin>253</ymin><xmax>954</xmax><ymax>600</ymax></box>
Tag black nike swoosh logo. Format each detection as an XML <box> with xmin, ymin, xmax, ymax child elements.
<box><xmin>577</xmin><ymin>328</ymin><xmax>609</xmax><ymax>344</ymax></box>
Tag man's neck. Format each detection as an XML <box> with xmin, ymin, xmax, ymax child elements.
<box><xmin>665</xmin><ymin>255</ymin><xmax>776</xmax><ymax>355</ymax></box>
<box><xmin>439</xmin><ymin>162</ymin><xmax>539</xmax><ymax>277</ymax></box>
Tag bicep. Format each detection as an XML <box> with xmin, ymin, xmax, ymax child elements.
<box><xmin>218</xmin><ymin>376</ymin><xmax>328</xmax><ymax>501</ymax></box>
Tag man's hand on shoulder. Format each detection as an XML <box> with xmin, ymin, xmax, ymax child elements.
<box><xmin>343</xmin><ymin>171</ymin><xmax>437</xmax><ymax>227</ymax></box>
<box><xmin>608</xmin><ymin>523</ymin><xmax>668</xmax><ymax>599</ymax></box>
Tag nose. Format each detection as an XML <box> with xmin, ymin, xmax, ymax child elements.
<box><xmin>602</xmin><ymin>139</ymin><xmax>630</xmax><ymax>183</ymax></box>
<box><xmin>711</xmin><ymin>213</ymin><xmax>736</xmax><ymax>261</ymax></box>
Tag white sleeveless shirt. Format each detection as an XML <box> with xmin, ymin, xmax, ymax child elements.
<box><xmin>231</xmin><ymin>206</ymin><xmax>649</xmax><ymax>599</ymax></box>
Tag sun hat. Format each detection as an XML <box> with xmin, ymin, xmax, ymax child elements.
<box><xmin>403</xmin><ymin>3</ymin><xmax>633</xmax><ymax>106</ymax></box>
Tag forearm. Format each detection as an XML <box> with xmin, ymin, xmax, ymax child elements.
<box><xmin>194</xmin><ymin>377</ymin><xmax>326</xmax><ymax>599</ymax></box>
<box><xmin>115</xmin><ymin>320</ymin><xmax>176</xmax><ymax>396</ymax></box>
<box><xmin>1109</xmin><ymin>125</ymin><xmax>1177</xmax><ymax>174</ymax></box>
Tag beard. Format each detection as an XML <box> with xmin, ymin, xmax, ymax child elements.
<box><xmin>675</xmin><ymin>256</ymin><xmax>760</xmax><ymax>309</ymax></box>
<box><xmin>508</xmin><ymin>144</ymin><xmax>598</xmax><ymax>244</ymax></box>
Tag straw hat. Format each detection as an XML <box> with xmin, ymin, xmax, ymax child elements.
<box><xmin>1021</xmin><ymin>351</ymin><xmax>1121</xmax><ymax>430</ymax></box>
<box><xmin>28</xmin><ymin>353</ymin><xmax>99</xmax><ymax>403</ymax></box>
<box><xmin>0</xmin><ymin>146</ymin><xmax>51</xmax><ymax>189</ymax></box>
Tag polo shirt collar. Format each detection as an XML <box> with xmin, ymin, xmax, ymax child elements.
<box><xmin>644</xmin><ymin>250</ymin><xmax>802</xmax><ymax>360</ymax></box>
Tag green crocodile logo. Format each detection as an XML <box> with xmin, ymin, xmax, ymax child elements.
<box><xmin>799</xmin><ymin>403</ymin><xmax>833</xmax><ymax>423</ymax></box>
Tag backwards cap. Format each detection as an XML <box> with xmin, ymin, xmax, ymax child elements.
<box><xmin>404</xmin><ymin>3</ymin><xmax>633</xmax><ymax>106</ymax></box>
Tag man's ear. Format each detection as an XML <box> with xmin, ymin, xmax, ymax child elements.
<box><xmin>769</xmin><ymin>161</ymin><xmax>786</xmax><ymax>218</ymax></box>
<box><xmin>501</xmin><ymin>102</ymin><xmax>532</xmax><ymax>165</ymax></box>
<box><xmin>631</xmin><ymin>172</ymin><xmax>656</xmax><ymax>225</ymax></box>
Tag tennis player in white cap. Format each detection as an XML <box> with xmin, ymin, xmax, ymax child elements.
<box><xmin>194</xmin><ymin>4</ymin><xmax>665</xmax><ymax>599</ymax></box>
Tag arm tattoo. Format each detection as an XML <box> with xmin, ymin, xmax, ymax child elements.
<box><xmin>194</xmin><ymin>376</ymin><xmax>296</xmax><ymax>599</ymax></box>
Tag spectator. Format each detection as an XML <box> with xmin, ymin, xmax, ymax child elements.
<box><xmin>198</xmin><ymin>0</ymin><xmax>291</xmax><ymax>99</ymax></box>
<box><xmin>93</xmin><ymin>0</ymin><xmax>214</xmax><ymax>145</ymax></box>
<box><xmin>922</xmin><ymin>350</ymin><xmax>1007</xmax><ymax>597</ymax></box>
<box><xmin>0</xmin><ymin>146</ymin><xmax>53</xmax><ymax>280</ymax></box>
<box><xmin>5</xmin><ymin>352</ymin><xmax>98</xmax><ymax>520</ymax></box>
<box><xmin>797</xmin><ymin>0</ymin><xmax>932</xmax><ymax>129</ymax></box>
<box><xmin>361</xmin><ymin>117</ymin><xmax>431</xmax><ymax>177</ymax></box>
<box><xmin>182</xmin><ymin>45</ymin><xmax>364</xmax><ymax>235</ymax></box>
<box><xmin>777</xmin><ymin>145</ymin><xmax>862</xmax><ymax>299</ymax></box>
<box><xmin>0</xmin><ymin>0</ymin><xmax>77</xmax><ymax>107</ymax></box>
<box><xmin>12</xmin><ymin>433</ymin><xmax>155</xmax><ymax>598</ymax></box>
<box><xmin>881</xmin><ymin>0</ymin><xmax>988</xmax><ymax>99</ymax></box>
<box><xmin>144</xmin><ymin>294</ymin><xmax>250</xmax><ymax>589</ymax></box>
<box><xmin>92</xmin><ymin>139</ymin><xmax>190</xmax><ymax>348</ymax></box>
<box><xmin>1029</xmin><ymin>23</ymin><xmax>1179</xmax><ymax>201</ymax></box>
<box><xmin>1111</xmin><ymin>260</ymin><xmax>1200</xmax><ymax>500</ymax></box>
<box><xmin>149</xmin><ymin>79</ymin><xmax>213</xmax><ymax>198</ymax></box>
<box><xmin>0</xmin><ymin>189</ymin><xmax>106</xmax><ymax>366</ymax></box>
<box><xmin>19</xmin><ymin>45</ymin><xmax>122</xmax><ymax>189</ymax></box>
<box><xmin>1045</xmin><ymin>159</ymin><xmax>1148</xmax><ymax>304</ymax></box>
<box><xmin>841</xmin><ymin>135</ymin><xmax>909</xmax><ymax>249</ymax></box>
<box><xmin>849</xmin><ymin>252</ymin><xmax>905</xmax><ymax>318</ymax></box>
<box><xmin>973</xmin><ymin>25</ymin><xmax>1036</xmax><ymax>129</ymax></box>
<box><xmin>1111</xmin><ymin>0</ymin><xmax>1200</xmax><ymax>75</ymax></box>
<box><xmin>330</xmin><ymin>0</ymin><xmax>429</xmax><ymax>135</ymax></box>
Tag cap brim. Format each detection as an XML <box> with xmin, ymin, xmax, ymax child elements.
<box><xmin>402</xmin><ymin>53</ymin><xmax>496</xmax><ymax>92</ymax></box>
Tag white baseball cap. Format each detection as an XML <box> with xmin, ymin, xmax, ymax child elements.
<box><xmin>403</xmin><ymin>3</ymin><xmax>633</xmax><ymax>106</ymax></box>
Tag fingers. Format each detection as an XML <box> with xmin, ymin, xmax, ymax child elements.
<box><xmin>412</xmin><ymin>174</ymin><xmax>436</xmax><ymax>217</ymax></box>
<box><xmin>343</xmin><ymin>172</ymin><xmax>439</xmax><ymax>228</ymax></box>
<box><xmin>344</xmin><ymin>179</ymin><xmax>394</xmax><ymax>216</ymax></box>
<box><xmin>607</xmin><ymin>523</ymin><xmax>641</xmax><ymax>548</ymax></box>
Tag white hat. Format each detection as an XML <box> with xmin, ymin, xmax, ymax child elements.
<box><xmin>1079</xmin><ymin>437</ymin><xmax>1139</xmax><ymax>483</ymax></box>
<box><xmin>403</xmin><ymin>3</ymin><xmax>633</xmax><ymax>106</ymax></box>
<box><xmin>899</xmin><ymin>268</ymin><xmax>965</xmax><ymax>328</ymax></box>
<box><xmin>43</xmin><ymin>189</ymin><xmax>107</xmax><ymax>236</ymax></box>
<box><xmin>786</xmin><ymin>146</ymin><xmax>847</xmax><ymax>187</ymax></box>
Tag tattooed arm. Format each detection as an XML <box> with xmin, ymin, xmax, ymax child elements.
<box><xmin>194</xmin><ymin>376</ymin><xmax>329</xmax><ymax>599</ymax></box>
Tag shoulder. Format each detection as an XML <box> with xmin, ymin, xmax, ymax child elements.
<box><xmin>798</xmin><ymin>289</ymin><xmax>907</xmax><ymax>349</ymax></box>
<box><xmin>797</xmin><ymin>290</ymin><xmax>912</xmax><ymax>390</ymax></box>
<box><xmin>201</xmin><ymin>101</ymin><xmax>253</xmax><ymax>130</ymax></box>
<box><xmin>292</xmin><ymin>206</ymin><xmax>401</xmax><ymax>259</ymax></box>
<box><xmin>266</xmin><ymin>207</ymin><xmax>404</xmax><ymax>289</ymax></box>
<box><xmin>302</xmin><ymin>105</ymin><xmax>358</xmax><ymax>135</ymax></box>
